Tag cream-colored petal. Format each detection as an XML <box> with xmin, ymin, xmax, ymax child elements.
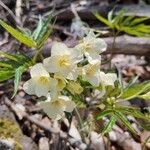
<box><xmin>85</xmin><ymin>72</ymin><xmax>100</xmax><ymax>87</ymax></box>
<box><xmin>34</xmin><ymin>80</ymin><xmax>50</xmax><ymax>97</ymax></box>
<box><xmin>71</xmin><ymin>47</ymin><xmax>83</xmax><ymax>63</ymax></box>
<box><xmin>58</xmin><ymin>95</ymin><xmax>76</xmax><ymax>112</ymax></box>
<box><xmin>85</xmin><ymin>52</ymin><xmax>101</xmax><ymax>64</ymax></box>
<box><xmin>51</xmin><ymin>42</ymin><xmax>70</xmax><ymax>56</ymax></box>
<box><xmin>93</xmin><ymin>38</ymin><xmax>107</xmax><ymax>53</ymax></box>
<box><xmin>23</xmin><ymin>79</ymin><xmax>35</xmax><ymax>95</ymax></box>
<box><xmin>38</xmin><ymin>101</ymin><xmax>64</xmax><ymax>120</ymax></box>
<box><xmin>100</xmin><ymin>72</ymin><xmax>117</xmax><ymax>86</ymax></box>
<box><xmin>65</xmin><ymin>100</ymin><xmax>76</xmax><ymax>112</ymax></box>
<box><xmin>43</xmin><ymin>56</ymin><xmax>60</xmax><ymax>73</ymax></box>
<box><xmin>66</xmin><ymin>67</ymin><xmax>78</xmax><ymax>80</ymax></box>
<box><xmin>30</xmin><ymin>63</ymin><xmax>49</xmax><ymax>78</ymax></box>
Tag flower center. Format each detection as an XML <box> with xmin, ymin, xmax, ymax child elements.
<box><xmin>86</xmin><ymin>65</ymin><xmax>96</xmax><ymax>77</ymax></box>
<box><xmin>38</xmin><ymin>76</ymin><xmax>49</xmax><ymax>84</ymax></box>
<box><xmin>58</xmin><ymin>56</ymin><xmax>70</xmax><ymax>67</ymax></box>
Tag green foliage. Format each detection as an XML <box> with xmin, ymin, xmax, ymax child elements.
<box><xmin>0</xmin><ymin>15</ymin><xmax>53</xmax><ymax>49</ymax></box>
<box><xmin>12</xmin><ymin>66</ymin><xmax>23</xmax><ymax>98</ymax></box>
<box><xmin>101</xmin><ymin>115</ymin><xmax>116</xmax><ymax>135</ymax></box>
<box><xmin>95</xmin><ymin>10</ymin><xmax>150</xmax><ymax>37</ymax></box>
<box><xmin>138</xmin><ymin>91</ymin><xmax>150</xmax><ymax>100</ymax></box>
<box><xmin>119</xmin><ymin>81</ymin><xmax>150</xmax><ymax>100</ymax></box>
<box><xmin>0</xmin><ymin>20</ymin><xmax>36</xmax><ymax>48</ymax></box>
<box><xmin>0</xmin><ymin>14</ymin><xmax>53</xmax><ymax>96</ymax></box>
<box><xmin>114</xmin><ymin>111</ymin><xmax>137</xmax><ymax>134</ymax></box>
<box><xmin>32</xmin><ymin>15</ymin><xmax>54</xmax><ymax>48</ymax></box>
<box><xmin>0</xmin><ymin>52</ymin><xmax>33</xmax><ymax>96</ymax></box>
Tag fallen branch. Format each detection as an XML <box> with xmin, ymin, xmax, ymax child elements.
<box><xmin>55</xmin><ymin>4</ymin><xmax>150</xmax><ymax>21</ymax></box>
<box><xmin>28</xmin><ymin>35</ymin><xmax>150</xmax><ymax>57</ymax></box>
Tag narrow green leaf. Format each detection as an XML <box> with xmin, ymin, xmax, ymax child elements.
<box><xmin>0</xmin><ymin>53</ymin><xmax>32</xmax><ymax>82</ymax></box>
<box><xmin>0</xmin><ymin>70</ymin><xmax>15</xmax><ymax>82</ymax></box>
<box><xmin>0</xmin><ymin>20</ymin><xmax>36</xmax><ymax>48</ymax></box>
<box><xmin>32</xmin><ymin>16</ymin><xmax>43</xmax><ymax>40</ymax></box>
<box><xmin>125</xmin><ymin>75</ymin><xmax>139</xmax><ymax>90</ymax></box>
<box><xmin>12</xmin><ymin>66</ymin><xmax>23</xmax><ymax>98</ymax></box>
<box><xmin>0</xmin><ymin>61</ymin><xmax>14</xmax><ymax>68</ymax></box>
<box><xmin>120</xmin><ymin>81</ymin><xmax>150</xmax><ymax>100</ymax></box>
<box><xmin>108</xmin><ymin>10</ymin><xmax>114</xmax><ymax>23</ymax></box>
<box><xmin>35</xmin><ymin>15</ymin><xmax>53</xmax><ymax>46</ymax></box>
<box><xmin>140</xmin><ymin>123</ymin><xmax>150</xmax><ymax>131</ymax></box>
<box><xmin>138</xmin><ymin>91</ymin><xmax>150</xmax><ymax>100</ymax></box>
<box><xmin>101</xmin><ymin>115</ymin><xmax>116</xmax><ymax>135</ymax></box>
<box><xmin>130</xmin><ymin>17</ymin><xmax>149</xmax><ymax>26</ymax></box>
<box><xmin>122</xmin><ymin>16</ymin><xmax>135</xmax><ymax>26</ymax></box>
<box><xmin>0</xmin><ymin>51</ymin><xmax>18</xmax><ymax>61</ymax></box>
<box><xmin>97</xmin><ymin>109</ymin><xmax>113</xmax><ymax>120</ymax></box>
<box><xmin>94</xmin><ymin>13</ymin><xmax>113</xmax><ymax>28</ymax></box>
<box><xmin>116</xmin><ymin>106</ymin><xmax>150</xmax><ymax>121</ymax></box>
<box><xmin>114</xmin><ymin>111</ymin><xmax>137</xmax><ymax>134</ymax></box>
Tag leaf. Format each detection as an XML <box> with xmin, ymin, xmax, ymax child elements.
<box><xmin>114</xmin><ymin>111</ymin><xmax>137</xmax><ymax>134</ymax></box>
<box><xmin>116</xmin><ymin>106</ymin><xmax>150</xmax><ymax>121</ymax></box>
<box><xmin>125</xmin><ymin>75</ymin><xmax>139</xmax><ymax>90</ymax></box>
<box><xmin>97</xmin><ymin>109</ymin><xmax>113</xmax><ymax>120</ymax></box>
<box><xmin>0</xmin><ymin>70</ymin><xmax>15</xmax><ymax>82</ymax></box>
<box><xmin>0</xmin><ymin>20</ymin><xmax>36</xmax><ymax>48</ymax></box>
<box><xmin>32</xmin><ymin>15</ymin><xmax>43</xmax><ymax>41</ymax></box>
<box><xmin>0</xmin><ymin>61</ymin><xmax>14</xmax><ymax>68</ymax></box>
<box><xmin>34</xmin><ymin>14</ymin><xmax>53</xmax><ymax>47</ymax></box>
<box><xmin>120</xmin><ymin>81</ymin><xmax>150</xmax><ymax>100</ymax></box>
<box><xmin>94</xmin><ymin>13</ymin><xmax>113</xmax><ymax>28</ymax></box>
<box><xmin>138</xmin><ymin>91</ymin><xmax>150</xmax><ymax>100</ymax></box>
<box><xmin>0</xmin><ymin>52</ymin><xmax>32</xmax><ymax>82</ymax></box>
<box><xmin>130</xmin><ymin>17</ymin><xmax>149</xmax><ymax>26</ymax></box>
<box><xmin>0</xmin><ymin>51</ymin><xmax>18</xmax><ymax>61</ymax></box>
<box><xmin>101</xmin><ymin>115</ymin><xmax>116</xmax><ymax>135</ymax></box>
<box><xmin>12</xmin><ymin>66</ymin><xmax>23</xmax><ymax>98</ymax></box>
<box><xmin>108</xmin><ymin>10</ymin><xmax>114</xmax><ymax>23</ymax></box>
<box><xmin>140</xmin><ymin>123</ymin><xmax>150</xmax><ymax>131</ymax></box>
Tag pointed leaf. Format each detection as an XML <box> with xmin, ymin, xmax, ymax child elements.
<box><xmin>114</xmin><ymin>111</ymin><xmax>137</xmax><ymax>134</ymax></box>
<box><xmin>138</xmin><ymin>91</ymin><xmax>150</xmax><ymax>100</ymax></box>
<box><xmin>0</xmin><ymin>20</ymin><xmax>36</xmax><ymax>48</ymax></box>
<box><xmin>97</xmin><ymin>109</ymin><xmax>113</xmax><ymax>120</ymax></box>
<box><xmin>101</xmin><ymin>115</ymin><xmax>116</xmax><ymax>135</ymax></box>
<box><xmin>94</xmin><ymin>13</ymin><xmax>113</xmax><ymax>28</ymax></box>
<box><xmin>120</xmin><ymin>81</ymin><xmax>150</xmax><ymax>100</ymax></box>
<box><xmin>12</xmin><ymin>66</ymin><xmax>23</xmax><ymax>98</ymax></box>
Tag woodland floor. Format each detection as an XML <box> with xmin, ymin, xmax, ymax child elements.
<box><xmin>0</xmin><ymin>0</ymin><xmax>150</xmax><ymax>150</ymax></box>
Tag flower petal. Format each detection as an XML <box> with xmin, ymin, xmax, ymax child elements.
<box><xmin>51</xmin><ymin>42</ymin><xmax>70</xmax><ymax>56</ymax></box>
<box><xmin>23</xmin><ymin>79</ymin><xmax>35</xmax><ymax>95</ymax></box>
<box><xmin>34</xmin><ymin>80</ymin><xmax>50</xmax><ymax>97</ymax></box>
<box><xmin>65</xmin><ymin>100</ymin><xmax>76</xmax><ymax>112</ymax></box>
<box><xmin>30</xmin><ymin>63</ymin><xmax>49</xmax><ymax>78</ymax></box>
<box><xmin>43</xmin><ymin>56</ymin><xmax>60</xmax><ymax>73</ymax></box>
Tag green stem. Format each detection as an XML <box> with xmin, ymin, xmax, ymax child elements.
<box><xmin>74</xmin><ymin>107</ymin><xmax>85</xmax><ymax>140</ymax></box>
<box><xmin>33</xmin><ymin>46</ymin><xmax>44</xmax><ymax>63</ymax></box>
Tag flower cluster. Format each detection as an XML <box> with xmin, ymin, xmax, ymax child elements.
<box><xmin>23</xmin><ymin>31</ymin><xmax>117</xmax><ymax>120</ymax></box>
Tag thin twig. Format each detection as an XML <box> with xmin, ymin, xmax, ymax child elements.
<box><xmin>0</xmin><ymin>0</ymin><xmax>17</xmax><ymax>23</ymax></box>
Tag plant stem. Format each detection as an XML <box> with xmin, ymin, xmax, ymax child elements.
<box><xmin>74</xmin><ymin>107</ymin><xmax>85</xmax><ymax>140</ymax></box>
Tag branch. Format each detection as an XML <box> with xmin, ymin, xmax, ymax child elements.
<box><xmin>28</xmin><ymin>35</ymin><xmax>150</xmax><ymax>57</ymax></box>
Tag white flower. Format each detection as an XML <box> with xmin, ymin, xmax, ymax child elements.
<box><xmin>23</xmin><ymin>63</ymin><xmax>56</xmax><ymax>97</ymax></box>
<box><xmin>38</xmin><ymin>95</ymin><xmax>76</xmax><ymax>120</ymax></box>
<box><xmin>100</xmin><ymin>71</ymin><xmax>117</xmax><ymax>87</ymax></box>
<box><xmin>76</xmin><ymin>31</ymin><xmax>107</xmax><ymax>63</ymax></box>
<box><xmin>43</xmin><ymin>42</ymin><xmax>83</xmax><ymax>80</ymax></box>
<box><xmin>82</xmin><ymin>61</ymin><xmax>101</xmax><ymax>87</ymax></box>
